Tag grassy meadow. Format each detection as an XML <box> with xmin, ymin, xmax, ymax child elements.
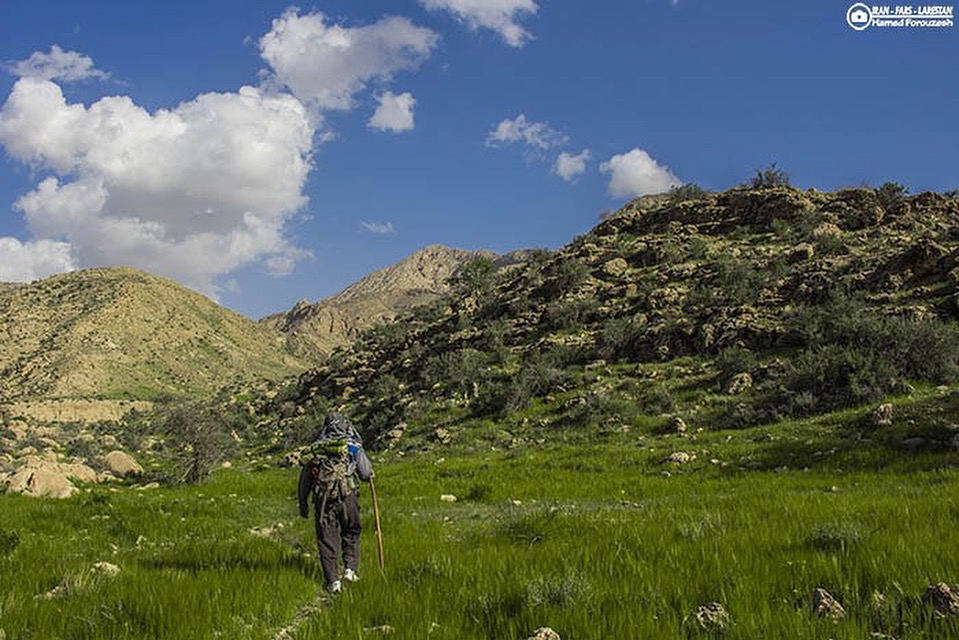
<box><xmin>2</xmin><ymin>411</ymin><xmax>959</xmax><ymax>640</ymax></box>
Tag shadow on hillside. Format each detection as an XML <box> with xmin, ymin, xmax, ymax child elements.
<box><xmin>751</xmin><ymin>391</ymin><xmax>959</xmax><ymax>472</ymax></box>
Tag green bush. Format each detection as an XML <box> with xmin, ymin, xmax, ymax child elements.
<box><xmin>668</xmin><ymin>183</ymin><xmax>708</xmax><ymax>205</ymax></box>
<box><xmin>0</xmin><ymin>528</ymin><xmax>19</xmax><ymax>557</ymax></box>
<box><xmin>715</xmin><ymin>347</ymin><xmax>757</xmax><ymax>390</ymax></box>
<box><xmin>596</xmin><ymin>316</ymin><xmax>645</xmax><ymax>362</ymax></box>
<box><xmin>876</xmin><ymin>182</ymin><xmax>908</xmax><ymax>210</ymax></box>
<box><xmin>747</xmin><ymin>162</ymin><xmax>791</xmax><ymax>189</ymax></box>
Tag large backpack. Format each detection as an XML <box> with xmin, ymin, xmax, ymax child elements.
<box><xmin>306</xmin><ymin>439</ymin><xmax>357</xmax><ymax>507</ymax></box>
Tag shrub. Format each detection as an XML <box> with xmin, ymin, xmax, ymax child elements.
<box><xmin>537</xmin><ymin>260</ymin><xmax>590</xmax><ymax>300</ymax></box>
<box><xmin>668</xmin><ymin>183</ymin><xmax>708</xmax><ymax>205</ymax></box>
<box><xmin>597</xmin><ymin>316</ymin><xmax>645</xmax><ymax>362</ymax></box>
<box><xmin>639</xmin><ymin>384</ymin><xmax>675</xmax><ymax>415</ymax></box>
<box><xmin>463</xmin><ymin>483</ymin><xmax>493</xmax><ymax>502</ymax></box>
<box><xmin>153</xmin><ymin>400</ymin><xmax>238</xmax><ymax>484</ymax></box>
<box><xmin>876</xmin><ymin>181</ymin><xmax>908</xmax><ymax>210</ymax></box>
<box><xmin>525</xmin><ymin>572</ymin><xmax>592</xmax><ymax>608</ymax></box>
<box><xmin>715</xmin><ymin>347</ymin><xmax>757</xmax><ymax>390</ymax></box>
<box><xmin>806</xmin><ymin>522</ymin><xmax>864</xmax><ymax>553</ymax></box>
<box><xmin>0</xmin><ymin>528</ymin><xmax>19</xmax><ymax>557</ymax></box>
<box><xmin>778</xmin><ymin>345</ymin><xmax>896</xmax><ymax>414</ymax></box>
<box><xmin>748</xmin><ymin>162</ymin><xmax>791</xmax><ymax>189</ymax></box>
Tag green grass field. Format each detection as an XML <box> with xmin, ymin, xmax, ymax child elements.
<box><xmin>2</xmin><ymin>426</ymin><xmax>959</xmax><ymax>639</ymax></box>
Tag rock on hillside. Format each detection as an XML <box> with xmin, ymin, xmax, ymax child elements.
<box><xmin>261</xmin><ymin>244</ymin><xmax>515</xmax><ymax>360</ymax></box>
<box><xmin>0</xmin><ymin>267</ymin><xmax>305</xmax><ymax>402</ymax></box>
<box><xmin>290</xmin><ymin>186</ymin><xmax>959</xmax><ymax>446</ymax></box>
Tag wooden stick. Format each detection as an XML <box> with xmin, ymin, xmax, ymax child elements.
<box><xmin>369</xmin><ymin>477</ymin><xmax>385</xmax><ymax>571</ymax></box>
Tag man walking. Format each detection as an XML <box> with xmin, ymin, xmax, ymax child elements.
<box><xmin>298</xmin><ymin>412</ymin><xmax>373</xmax><ymax>593</ymax></box>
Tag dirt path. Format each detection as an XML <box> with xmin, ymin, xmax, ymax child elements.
<box><xmin>271</xmin><ymin>590</ymin><xmax>332</xmax><ymax>640</ymax></box>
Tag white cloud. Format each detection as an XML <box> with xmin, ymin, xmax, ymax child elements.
<box><xmin>600</xmin><ymin>148</ymin><xmax>682</xmax><ymax>198</ymax></box>
<box><xmin>259</xmin><ymin>9</ymin><xmax>438</xmax><ymax>111</ymax></box>
<box><xmin>486</xmin><ymin>114</ymin><xmax>567</xmax><ymax>151</ymax></box>
<box><xmin>0</xmin><ymin>237</ymin><xmax>76</xmax><ymax>281</ymax></box>
<box><xmin>419</xmin><ymin>0</ymin><xmax>537</xmax><ymax>47</ymax></box>
<box><xmin>361</xmin><ymin>221</ymin><xmax>396</xmax><ymax>234</ymax></box>
<box><xmin>7</xmin><ymin>45</ymin><xmax>110</xmax><ymax>82</ymax></box>
<box><xmin>368</xmin><ymin>91</ymin><xmax>416</xmax><ymax>132</ymax></box>
<box><xmin>553</xmin><ymin>149</ymin><xmax>591</xmax><ymax>182</ymax></box>
<box><xmin>0</xmin><ymin>76</ymin><xmax>315</xmax><ymax>296</ymax></box>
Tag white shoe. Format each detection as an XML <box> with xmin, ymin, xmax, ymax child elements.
<box><xmin>344</xmin><ymin>568</ymin><xmax>359</xmax><ymax>582</ymax></box>
<box><xmin>328</xmin><ymin>580</ymin><xmax>342</xmax><ymax>594</ymax></box>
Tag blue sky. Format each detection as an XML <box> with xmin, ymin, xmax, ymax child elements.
<box><xmin>0</xmin><ymin>0</ymin><xmax>956</xmax><ymax>318</ymax></box>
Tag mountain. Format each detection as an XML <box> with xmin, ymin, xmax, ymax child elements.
<box><xmin>261</xmin><ymin>244</ymin><xmax>513</xmax><ymax>361</ymax></box>
<box><xmin>0</xmin><ymin>267</ymin><xmax>305</xmax><ymax>402</ymax></box>
<box><xmin>284</xmin><ymin>185</ymin><xmax>959</xmax><ymax>449</ymax></box>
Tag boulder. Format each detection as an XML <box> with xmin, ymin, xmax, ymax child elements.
<box><xmin>725</xmin><ymin>372</ymin><xmax>753</xmax><ymax>395</ymax></box>
<box><xmin>871</xmin><ymin>403</ymin><xmax>894</xmax><ymax>427</ymax></box>
<box><xmin>668</xmin><ymin>416</ymin><xmax>687</xmax><ymax>435</ymax></box>
<box><xmin>687</xmin><ymin>602</ymin><xmax>730</xmax><ymax>631</ymax></box>
<box><xmin>812</xmin><ymin>588</ymin><xmax>846</xmax><ymax>621</ymax></box>
<box><xmin>91</xmin><ymin>561</ymin><xmax>120</xmax><ymax>578</ymax></box>
<box><xmin>104</xmin><ymin>451</ymin><xmax>143</xmax><ymax>477</ymax></box>
<box><xmin>5</xmin><ymin>467</ymin><xmax>76</xmax><ymax>499</ymax></box>
<box><xmin>4</xmin><ymin>458</ymin><xmax>98</xmax><ymax>499</ymax></box>
<box><xmin>602</xmin><ymin>257</ymin><xmax>629</xmax><ymax>278</ymax></box>
<box><xmin>922</xmin><ymin>583</ymin><xmax>959</xmax><ymax>616</ymax></box>
<box><xmin>666</xmin><ymin>451</ymin><xmax>695</xmax><ymax>464</ymax></box>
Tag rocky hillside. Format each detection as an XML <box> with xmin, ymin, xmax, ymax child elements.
<box><xmin>279</xmin><ymin>185</ymin><xmax>959</xmax><ymax>449</ymax></box>
<box><xmin>261</xmin><ymin>244</ymin><xmax>519</xmax><ymax>361</ymax></box>
<box><xmin>0</xmin><ymin>267</ymin><xmax>305</xmax><ymax>402</ymax></box>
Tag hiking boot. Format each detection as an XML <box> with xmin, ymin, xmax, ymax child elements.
<box><xmin>327</xmin><ymin>580</ymin><xmax>342</xmax><ymax>594</ymax></box>
<box><xmin>343</xmin><ymin>568</ymin><xmax>359</xmax><ymax>582</ymax></box>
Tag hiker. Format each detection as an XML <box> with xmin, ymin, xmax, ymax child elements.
<box><xmin>298</xmin><ymin>412</ymin><xmax>374</xmax><ymax>594</ymax></box>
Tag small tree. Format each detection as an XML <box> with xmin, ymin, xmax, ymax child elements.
<box><xmin>157</xmin><ymin>400</ymin><xmax>237</xmax><ymax>484</ymax></box>
<box><xmin>876</xmin><ymin>182</ymin><xmax>908</xmax><ymax>209</ymax></box>
<box><xmin>748</xmin><ymin>163</ymin><xmax>791</xmax><ymax>189</ymax></box>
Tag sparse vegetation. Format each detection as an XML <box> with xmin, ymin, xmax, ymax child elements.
<box><xmin>668</xmin><ymin>182</ymin><xmax>708</xmax><ymax>204</ymax></box>
<box><xmin>2</xmin><ymin>183</ymin><xmax>959</xmax><ymax>639</ymax></box>
<box><xmin>747</xmin><ymin>162</ymin><xmax>791</xmax><ymax>189</ymax></box>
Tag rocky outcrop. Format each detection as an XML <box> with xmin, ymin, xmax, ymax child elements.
<box><xmin>261</xmin><ymin>245</ymin><xmax>505</xmax><ymax>360</ymax></box>
<box><xmin>812</xmin><ymin>588</ymin><xmax>846</xmax><ymax>621</ymax></box>
<box><xmin>4</xmin><ymin>456</ymin><xmax>98</xmax><ymax>499</ymax></box>
<box><xmin>103</xmin><ymin>451</ymin><xmax>143</xmax><ymax>477</ymax></box>
<box><xmin>923</xmin><ymin>583</ymin><xmax>959</xmax><ymax>616</ymax></box>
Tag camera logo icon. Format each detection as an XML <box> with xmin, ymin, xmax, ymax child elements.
<box><xmin>847</xmin><ymin>3</ymin><xmax>873</xmax><ymax>30</ymax></box>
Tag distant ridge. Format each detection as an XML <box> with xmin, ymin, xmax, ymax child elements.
<box><xmin>261</xmin><ymin>244</ymin><xmax>505</xmax><ymax>361</ymax></box>
<box><xmin>0</xmin><ymin>267</ymin><xmax>305</xmax><ymax>402</ymax></box>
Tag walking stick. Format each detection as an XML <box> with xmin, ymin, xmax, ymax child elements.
<box><xmin>369</xmin><ymin>477</ymin><xmax>385</xmax><ymax>571</ymax></box>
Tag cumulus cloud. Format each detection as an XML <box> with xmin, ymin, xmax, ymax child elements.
<box><xmin>553</xmin><ymin>150</ymin><xmax>591</xmax><ymax>182</ymax></box>
<box><xmin>361</xmin><ymin>221</ymin><xmax>396</xmax><ymax>234</ymax></box>
<box><xmin>419</xmin><ymin>0</ymin><xmax>538</xmax><ymax>47</ymax></box>
<box><xmin>6</xmin><ymin>45</ymin><xmax>110</xmax><ymax>82</ymax></box>
<box><xmin>368</xmin><ymin>91</ymin><xmax>416</xmax><ymax>132</ymax></box>
<box><xmin>259</xmin><ymin>9</ymin><xmax>438</xmax><ymax>112</ymax></box>
<box><xmin>600</xmin><ymin>148</ymin><xmax>681</xmax><ymax>198</ymax></box>
<box><xmin>486</xmin><ymin>114</ymin><xmax>567</xmax><ymax>151</ymax></box>
<box><xmin>0</xmin><ymin>76</ymin><xmax>315</xmax><ymax>296</ymax></box>
<box><xmin>0</xmin><ymin>237</ymin><xmax>76</xmax><ymax>281</ymax></box>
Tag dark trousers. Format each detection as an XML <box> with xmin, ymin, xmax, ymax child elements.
<box><xmin>315</xmin><ymin>491</ymin><xmax>361</xmax><ymax>585</ymax></box>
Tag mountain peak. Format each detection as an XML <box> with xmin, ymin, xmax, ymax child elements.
<box><xmin>262</xmin><ymin>244</ymin><xmax>501</xmax><ymax>360</ymax></box>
